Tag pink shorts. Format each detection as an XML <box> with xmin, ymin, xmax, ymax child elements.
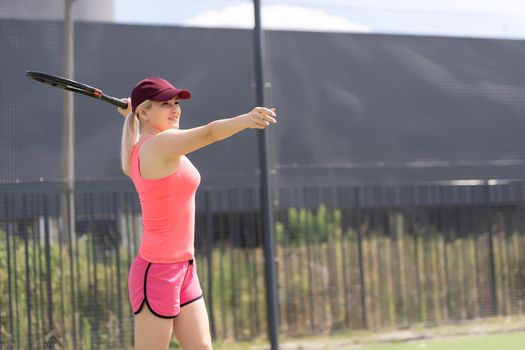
<box><xmin>128</xmin><ymin>255</ymin><xmax>203</xmax><ymax>319</ymax></box>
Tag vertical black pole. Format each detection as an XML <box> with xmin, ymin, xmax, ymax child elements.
<box><xmin>43</xmin><ymin>194</ymin><xmax>55</xmax><ymax>345</ymax></box>
<box><xmin>5</xmin><ymin>196</ymin><xmax>15</xmax><ymax>349</ymax></box>
<box><xmin>253</xmin><ymin>1</ymin><xmax>279</xmax><ymax>349</ymax></box>
<box><xmin>63</xmin><ymin>1</ymin><xmax>78</xmax><ymax>347</ymax></box>
<box><xmin>22</xmin><ymin>195</ymin><xmax>33</xmax><ymax>350</ymax></box>
<box><xmin>484</xmin><ymin>181</ymin><xmax>498</xmax><ymax>315</ymax></box>
<box><xmin>354</xmin><ymin>186</ymin><xmax>367</xmax><ymax>328</ymax></box>
<box><xmin>204</xmin><ymin>191</ymin><xmax>217</xmax><ymax>340</ymax></box>
<box><xmin>112</xmin><ymin>193</ymin><xmax>125</xmax><ymax>348</ymax></box>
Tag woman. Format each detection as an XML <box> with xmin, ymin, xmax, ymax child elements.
<box><xmin>118</xmin><ymin>77</ymin><xmax>277</xmax><ymax>350</ymax></box>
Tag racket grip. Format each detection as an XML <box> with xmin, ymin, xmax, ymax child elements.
<box><xmin>103</xmin><ymin>95</ymin><xmax>128</xmax><ymax>109</ymax></box>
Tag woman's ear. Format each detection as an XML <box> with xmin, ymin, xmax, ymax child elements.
<box><xmin>137</xmin><ymin>109</ymin><xmax>147</xmax><ymax>120</ymax></box>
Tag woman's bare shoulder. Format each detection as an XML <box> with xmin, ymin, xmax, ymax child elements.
<box><xmin>138</xmin><ymin>135</ymin><xmax>181</xmax><ymax>178</ymax></box>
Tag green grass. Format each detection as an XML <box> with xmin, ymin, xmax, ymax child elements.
<box><xmin>211</xmin><ymin>331</ymin><xmax>525</xmax><ymax>350</ymax></box>
<box><xmin>343</xmin><ymin>332</ymin><xmax>525</xmax><ymax>350</ymax></box>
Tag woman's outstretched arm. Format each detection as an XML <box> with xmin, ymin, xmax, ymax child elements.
<box><xmin>209</xmin><ymin>107</ymin><xmax>276</xmax><ymax>141</ymax></box>
<box><xmin>118</xmin><ymin>98</ymin><xmax>277</xmax><ymax>160</ymax></box>
<box><xmin>152</xmin><ymin>107</ymin><xmax>277</xmax><ymax>160</ymax></box>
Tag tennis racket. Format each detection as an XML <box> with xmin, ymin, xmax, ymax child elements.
<box><xmin>26</xmin><ymin>70</ymin><xmax>128</xmax><ymax>109</ymax></box>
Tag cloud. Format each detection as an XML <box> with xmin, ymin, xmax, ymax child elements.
<box><xmin>184</xmin><ymin>2</ymin><xmax>371</xmax><ymax>33</ymax></box>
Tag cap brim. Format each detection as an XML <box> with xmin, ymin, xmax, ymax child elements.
<box><xmin>151</xmin><ymin>88</ymin><xmax>192</xmax><ymax>101</ymax></box>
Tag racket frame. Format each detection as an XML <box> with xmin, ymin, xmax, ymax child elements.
<box><xmin>26</xmin><ymin>70</ymin><xmax>128</xmax><ymax>109</ymax></box>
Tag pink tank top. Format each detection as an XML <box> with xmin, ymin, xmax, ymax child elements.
<box><xmin>130</xmin><ymin>135</ymin><xmax>201</xmax><ymax>263</ymax></box>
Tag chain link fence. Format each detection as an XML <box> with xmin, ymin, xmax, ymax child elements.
<box><xmin>2</xmin><ymin>1</ymin><xmax>525</xmax><ymax>348</ymax></box>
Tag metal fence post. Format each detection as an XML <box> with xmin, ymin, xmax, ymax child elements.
<box><xmin>253</xmin><ymin>0</ymin><xmax>279</xmax><ymax>348</ymax></box>
<box><xmin>485</xmin><ymin>180</ymin><xmax>498</xmax><ymax>315</ymax></box>
<box><xmin>354</xmin><ymin>186</ymin><xmax>367</xmax><ymax>328</ymax></box>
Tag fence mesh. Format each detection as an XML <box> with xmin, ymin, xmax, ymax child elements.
<box><xmin>1</xmin><ymin>0</ymin><xmax>525</xmax><ymax>349</ymax></box>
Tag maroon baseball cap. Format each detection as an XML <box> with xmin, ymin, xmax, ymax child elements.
<box><xmin>131</xmin><ymin>77</ymin><xmax>191</xmax><ymax>112</ymax></box>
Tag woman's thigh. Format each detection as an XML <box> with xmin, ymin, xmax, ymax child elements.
<box><xmin>172</xmin><ymin>298</ymin><xmax>213</xmax><ymax>350</ymax></box>
<box><xmin>134</xmin><ymin>305</ymin><xmax>174</xmax><ymax>350</ymax></box>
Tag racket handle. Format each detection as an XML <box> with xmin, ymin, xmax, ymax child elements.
<box><xmin>102</xmin><ymin>95</ymin><xmax>128</xmax><ymax>109</ymax></box>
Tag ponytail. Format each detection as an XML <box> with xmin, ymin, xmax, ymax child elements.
<box><xmin>120</xmin><ymin>100</ymin><xmax>152</xmax><ymax>176</ymax></box>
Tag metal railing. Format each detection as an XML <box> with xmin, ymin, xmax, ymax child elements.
<box><xmin>1</xmin><ymin>181</ymin><xmax>524</xmax><ymax>349</ymax></box>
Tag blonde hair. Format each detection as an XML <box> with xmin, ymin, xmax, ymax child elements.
<box><xmin>120</xmin><ymin>100</ymin><xmax>153</xmax><ymax>176</ymax></box>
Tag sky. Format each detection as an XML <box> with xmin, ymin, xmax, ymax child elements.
<box><xmin>114</xmin><ymin>0</ymin><xmax>525</xmax><ymax>40</ymax></box>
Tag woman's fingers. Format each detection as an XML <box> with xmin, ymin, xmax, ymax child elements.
<box><xmin>254</xmin><ymin>114</ymin><xmax>273</xmax><ymax>127</ymax></box>
<box><xmin>117</xmin><ymin>97</ymin><xmax>132</xmax><ymax>117</ymax></box>
<box><xmin>256</xmin><ymin>108</ymin><xmax>277</xmax><ymax>122</ymax></box>
<box><xmin>256</xmin><ymin>107</ymin><xmax>276</xmax><ymax>117</ymax></box>
<box><xmin>245</xmin><ymin>106</ymin><xmax>277</xmax><ymax>129</ymax></box>
<box><xmin>264</xmin><ymin>115</ymin><xmax>277</xmax><ymax>124</ymax></box>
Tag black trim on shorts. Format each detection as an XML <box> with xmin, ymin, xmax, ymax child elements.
<box><xmin>180</xmin><ymin>294</ymin><xmax>203</xmax><ymax>308</ymax></box>
<box><xmin>134</xmin><ymin>262</ymin><xmax>179</xmax><ymax>319</ymax></box>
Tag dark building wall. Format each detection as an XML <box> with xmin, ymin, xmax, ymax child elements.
<box><xmin>2</xmin><ymin>20</ymin><xmax>525</xmax><ymax>190</ymax></box>
<box><xmin>267</xmin><ymin>31</ymin><xmax>525</xmax><ymax>185</ymax></box>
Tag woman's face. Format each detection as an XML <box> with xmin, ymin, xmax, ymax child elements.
<box><xmin>139</xmin><ymin>96</ymin><xmax>181</xmax><ymax>132</ymax></box>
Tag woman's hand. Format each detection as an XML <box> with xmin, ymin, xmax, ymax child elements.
<box><xmin>117</xmin><ymin>97</ymin><xmax>132</xmax><ymax>118</ymax></box>
<box><xmin>243</xmin><ymin>107</ymin><xmax>277</xmax><ymax>129</ymax></box>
